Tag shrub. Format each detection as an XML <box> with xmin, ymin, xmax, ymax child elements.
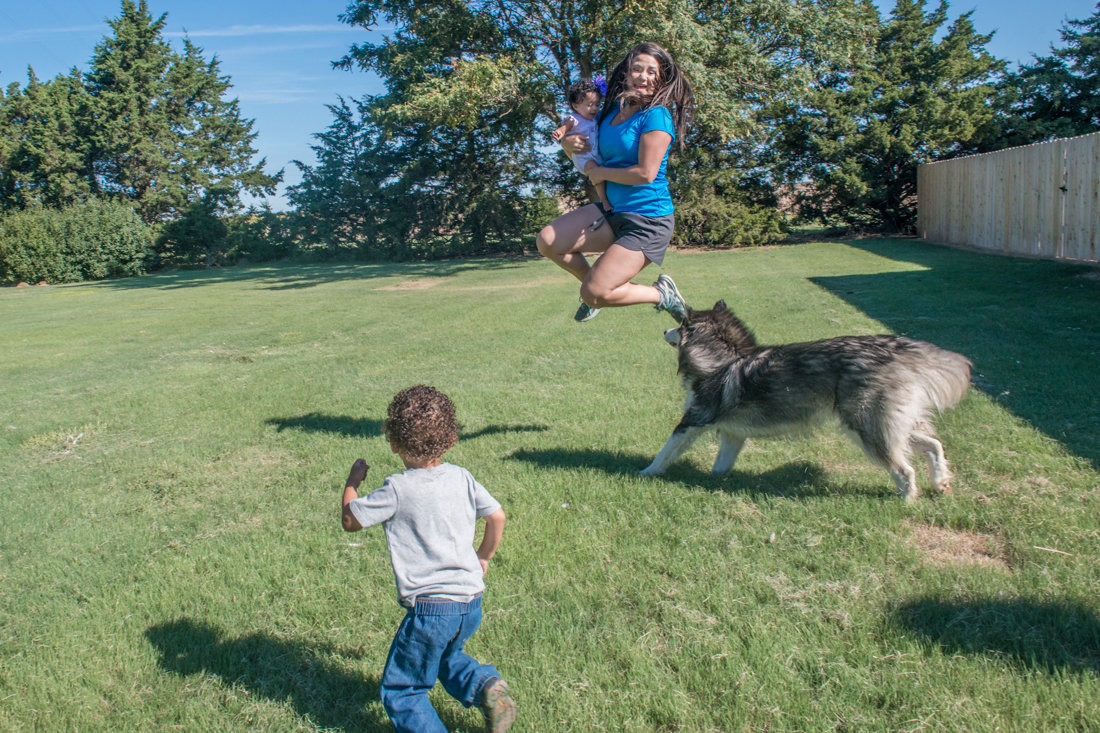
<box><xmin>0</xmin><ymin>208</ymin><xmax>78</xmax><ymax>283</ymax></box>
<box><xmin>673</xmin><ymin>188</ymin><xmax>788</xmax><ymax>249</ymax></box>
<box><xmin>0</xmin><ymin>200</ymin><xmax>151</xmax><ymax>284</ymax></box>
<box><xmin>223</xmin><ymin>209</ymin><xmax>303</xmax><ymax>264</ymax></box>
<box><xmin>155</xmin><ymin>199</ymin><xmax>229</xmax><ymax>267</ymax></box>
<box><xmin>519</xmin><ymin>192</ymin><xmax>562</xmax><ymax>249</ymax></box>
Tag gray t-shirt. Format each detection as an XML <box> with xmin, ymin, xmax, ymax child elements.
<box><xmin>348</xmin><ymin>462</ymin><xmax>501</xmax><ymax>607</ymax></box>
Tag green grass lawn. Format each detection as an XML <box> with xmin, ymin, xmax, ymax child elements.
<box><xmin>2</xmin><ymin>239</ymin><xmax>1098</xmax><ymax>732</ymax></box>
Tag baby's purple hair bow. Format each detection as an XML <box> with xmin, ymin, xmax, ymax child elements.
<box><xmin>593</xmin><ymin>75</ymin><xmax>607</xmax><ymax>95</ymax></box>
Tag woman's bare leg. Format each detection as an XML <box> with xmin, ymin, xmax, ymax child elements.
<box><xmin>535</xmin><ymin>204</ymin><xmax>615</xmax><ymax>283</ymax></box>
<box><xmin>581</xmin><ymin>244</ymin><xmax>661</xmax><ymax>308</ymax></box>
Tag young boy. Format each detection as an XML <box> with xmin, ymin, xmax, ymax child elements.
<box><xmin>341</xmin><ymin>385</ymin><xmax>516</xmax><ymax>733</ymax></box>
<box><xmin>551</xmin><ymin>77</ymin><xmax>612</xmax><ymax>214</ymax></box>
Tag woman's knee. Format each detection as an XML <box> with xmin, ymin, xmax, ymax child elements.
<box><xmin>579</xmin><ymin>278</ymin><xmax>608</xmax><ymax>307</ymax></box>
<box><xmin>535</xmin><ymin>225</ymin><xmax>558</xmax><ymax>257</ymax></box>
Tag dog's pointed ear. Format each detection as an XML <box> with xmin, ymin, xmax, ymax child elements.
<box><xmin>715</xmin><ymin>300</ymin><xmax>727</xmax><ymax>311</ymax></box>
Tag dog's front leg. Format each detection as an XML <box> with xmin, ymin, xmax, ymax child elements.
<box><xmin>641</xmin><ymin>425</ymin><xmax>706</xmax><ymax>476</ymax></box>
<box><xmin>711</xmin><ymin>429</ymin><xmax>746</xmax><ymax>474</ymax></box>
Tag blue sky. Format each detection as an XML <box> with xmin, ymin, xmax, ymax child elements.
<box><xmin>1</xmin><ymin>0</ymin><xmax>1096</xmax><ymax>210</ymax></box>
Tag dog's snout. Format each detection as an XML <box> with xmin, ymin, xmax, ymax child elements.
<box><xmin>663</xmin><ymin>328</ymin><xmax>680</xmax><ymax>347</ymax></box>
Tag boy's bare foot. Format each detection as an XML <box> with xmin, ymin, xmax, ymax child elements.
<box><xmin>346</xmin><ymin>458</ymin><xmax>369</xmax><ymax>488</ymax></box>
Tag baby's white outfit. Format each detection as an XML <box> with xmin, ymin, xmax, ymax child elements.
<box><xmin>562</xmin><ymin>112</ymin><xmax>603</xmax><ymax>174</ymax></box>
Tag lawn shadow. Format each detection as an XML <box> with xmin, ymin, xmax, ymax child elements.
<box><xmin>463</xmin><ymin>424</ymin><xmax>549</xmax><ymax>440</ymax></box>
<box><xmin>895</xmin><ymin>597</ymin><xmax>1100</xmax><ymax>675</ymax></box>
<box><xmin>89</xmin><ymin>258</ymin><xmax>526</xmax><ymax>292</ymax></box>
<box><xmin>811</xmin><ymin>239</ymin><xmax>1100</xmax><ymax>469</ymax></box>
<box><xmin>266</xmin><ymin>415</ymin><xmax>546</xmax><ymax>442</ymax></box>
<box><xmin>267</xmin><ymin>414</ymin><xmax>384</xmax><ymax>438</ymax></box>
<box><xmin>145</xmin><ymin>618</ymin><xmax>406</xmax><ymax>731</ymax></box>
<box><xmin>506</xmin><ymin>446</ymin><xmax>890</xmax><ymax>500</ymax></box>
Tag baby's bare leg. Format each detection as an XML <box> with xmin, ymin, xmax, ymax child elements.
<box><xmin>583</xmin><ymin>161</ymin><xmax>613</xmax><ymax>214</ymax></box>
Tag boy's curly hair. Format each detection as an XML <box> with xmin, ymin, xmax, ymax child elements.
<box><xmin>384</xmin><ymin>385</ymin><xmax>458</xmax><ymax>463</ymax></box>
<box><xmin>567</xmin><ymin>78</ymin><xmax>602</xmax><ymax>106</ymax></box>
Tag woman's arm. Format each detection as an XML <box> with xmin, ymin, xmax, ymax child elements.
<box><xmin>560</xmin><ymin>134</ymin><xmax>591</xmax><ymax>156</ymax></box>
<box><xmin>586</xmin><ymin>130</ymin><xmax>671</xmax><ymax>186</ymax></box>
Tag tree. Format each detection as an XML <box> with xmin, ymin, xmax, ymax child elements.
<box><xmin>84</xmin><ymin>0</ymin><xmax>278</xmax><ymax>222</ymax></box>
<box><xmin>332</xmin><ymin>1</ymin><xmax>560</xmax><ymax>254</ymax></box>
<box><xmin>771</xmin><ymin>0</ymin><xmax>1004</xmax><ymax>232</ymax></box>
<box><xmin>0</xmin><ymin>69</ymin><xmax>93</xmax><ymax>212</ymax></box>
<box><xmin>318</xmin><ymin>0</ymin><xmax>876</xmax><ymax>253</ymax></box>
<box><xmin>287</xmin><ymin>96</ymin><xmax>391</xmax><ymax>256</ymax></box>
<box><xmin>999</xmin><ymin>2</ymin><xmax>1100</xmax><ymax>144</ymax></box>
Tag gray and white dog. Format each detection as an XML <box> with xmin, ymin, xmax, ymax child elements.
<box><xmin>640</xmin><ymin>301</ymin><xmax>972</xmax><ymax>500</ymax></box>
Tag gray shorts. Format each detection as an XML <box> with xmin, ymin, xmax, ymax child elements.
<box><xmin>598</xmin><ymin>204</ymin><xmax>674</xmax><ymax>265</ymax></box>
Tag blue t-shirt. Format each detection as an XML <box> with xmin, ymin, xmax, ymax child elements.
<box><xmin>598</xmin><ymin>103</ymin><xmax>676</xmax><ymax>216</ymax></box>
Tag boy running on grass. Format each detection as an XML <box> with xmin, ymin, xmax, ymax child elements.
<box><xmin>341</xmin><ymin>384</ymin><xmax>515</xmax><ymax>733</ymax></box>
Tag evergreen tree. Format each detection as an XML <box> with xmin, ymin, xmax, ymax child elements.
<box><xmin>0</xmin><ymin>69</ymin><xmax>93</xmax><ymax>211</ymax></box>
<box><xmin>84</xmin><ymin>0</ymin><xmax>278</xmax><ymax>222</ymax></box>
<box><xmin>288</xmin><ymin>96</ymin><xmax>390</xmax><ymax>255</ymax></box>
<box><xmin>772</xmin><ymin>0</ymin><xmax>1004</xmax><ymax>232</ymax></box>
<box><xmin>1000</xmin><ymin>2</ymin><xmax>1100</xmax><ymax>144</ymax></box>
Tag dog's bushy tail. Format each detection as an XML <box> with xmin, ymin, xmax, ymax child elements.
<box><xmin>916</xmin><ymin>346</ymin><xmax>972</xmax><ymax>413</ymax></box>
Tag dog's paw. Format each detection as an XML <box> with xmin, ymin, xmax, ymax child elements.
<box><xmin>638</xmin><ymin>465</ymin><xmax>664</xmax><ymax>477</ymax></box>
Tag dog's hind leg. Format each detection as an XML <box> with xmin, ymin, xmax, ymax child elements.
<box><xmin>910</xmin><ymin>429</ymin><xmax>952</xmax><ymax>494</ymax></box>
<box><xmin>845</xmin><ymin>423</ymin><xmax>919</xmax><ymax>501</ymax></box>
<box><xmin>884</xmin><ymin>462</ymin><xmax>919</xmax><ymax>501</ymax></box>
<box><xmin>641</xmin><ymin>425</ymin><xmax>706</xmax><ymax>476</ymax></box>
<box><xmin>711</xmin><ymin>428</ymin><xmax>746</xmax><ymax>475</ymax></box>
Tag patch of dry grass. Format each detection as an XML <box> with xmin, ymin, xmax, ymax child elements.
<box><xmin>904</xmin><ymin>519</ymin><xmax>1010</xmax><ymax>571</ymax></box>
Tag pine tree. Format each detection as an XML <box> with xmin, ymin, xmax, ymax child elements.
<box><xmin>84</xmin><ymin>0</ymin><xmax>277</xmax><ymax>222</ymax></box>
<box><xmin>1000</xmin><ymin>2</ymin><xmax>1100</xmax><ymax>144</ymax></box>
<box><xmin>288</xmin><ymin>97</ymin><xmax>389</xmax><ymax>255</ymax></box>
<box><xmin>772</xmin><ymin>0</ymin><xmax>1004</xmax><ymax>232</ymax></box>
<box><xmin>0</xmin><ymin>69</ymin><xmax>93</xmax><ymax>211</ymax></box>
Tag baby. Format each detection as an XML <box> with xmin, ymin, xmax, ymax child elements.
<box><xmin>551</xmin><ymin>77</ymin><xmax>612</xmax><ymax>213</ymax></box>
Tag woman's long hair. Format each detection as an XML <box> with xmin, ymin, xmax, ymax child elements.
<box><xmin>599</xmin><ymin>42</ymin><xmax>694</xmax><ymax>150</ymax></box>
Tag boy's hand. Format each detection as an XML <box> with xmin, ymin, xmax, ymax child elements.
<box><xmin>479</xmin><ymin>557</ymin><xmax>490</xmax><ymax>575</ymax></box>
<box><xmin>346</xmin><ymin>458</ymin><xmax>369</xmax><ymax>489</ymax></box>
<box><xmin>551</xmin><ymin>128</ymin><xmax>564</xmax><ymax>141</ymax></box>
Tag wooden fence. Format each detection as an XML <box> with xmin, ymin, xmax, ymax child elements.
<box><xmin>918</xmin><ymin>131</ymin><xmax>1099</xmax><ymax>262</ymax></box>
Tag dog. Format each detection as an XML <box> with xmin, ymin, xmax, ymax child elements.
<box><xmin>640</xmin><ymin>301</ymin><xmax>972</xmax><ymax>500</ymax></box>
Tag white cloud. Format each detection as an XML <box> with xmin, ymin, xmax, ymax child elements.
<box><xmin>0</xmin><ymin>25</ymin><xmax>104</xmax><ymax>42</ymax></box>
<box><xmin>236</xmin><ymin>88</ymin><xmax>326</xmax><ymax>104</ymax></box>
<box><xmin>214</xmin><ymin>42</ymin><xmax>344</xmax><ymax>58</ymax></box>
<box><xmin>164</xmin><ymin>24</ymin><xmax>360</xmax><ymax>39</ymax></box>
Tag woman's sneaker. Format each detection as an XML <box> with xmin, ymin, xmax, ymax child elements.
<box><xmin>479</xmin><ymin>678</ymin><xmax>516</xmax><ymax>732</ymax></box>
<box><xmin>574</xmin><ymin>300</ymin><xmax>601</xmax><ymax>322</ymax></box>
<box><xmin>653</xmin><ymin>273</ymin><xmax>687</xmax><ymax>323</ymax></box>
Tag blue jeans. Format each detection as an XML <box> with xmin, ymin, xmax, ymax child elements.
<box><xmin>381</xmin><ymin>595</ymin><xmax>500</xmax><ymax>733</ymax></box>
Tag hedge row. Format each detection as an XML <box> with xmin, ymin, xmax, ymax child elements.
<box><xmin>0</xmin><ymin>200</ymin><xmax>151</xmax><ymax>284</ymax></box>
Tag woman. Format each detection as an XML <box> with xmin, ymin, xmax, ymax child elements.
<box><xmin>536</xmin><ymin>42</ymin><xmax>694</xmax><ymax>323</ymax></box>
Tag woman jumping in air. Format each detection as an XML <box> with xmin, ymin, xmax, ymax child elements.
<box><xmin>536</xmin><ymin>42</ymin><xmax>694</xmax><ymax>323</ymax></box>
